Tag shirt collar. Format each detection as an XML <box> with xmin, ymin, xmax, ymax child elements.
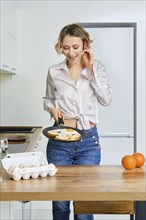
<box><xmin>55</xmin><ymin>59</ymin><xmax>88</xmax><ymax>75</ymax></box>
<box><xmin>56</xmin><ymin>59</ymin><xmax>68</xmax><ymax>71</ymax></box>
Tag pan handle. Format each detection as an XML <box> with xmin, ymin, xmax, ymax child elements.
<box><xmin>57</xmin><ymin>117</ymin><xmax>64</xmax><ymax>126</ymax></box>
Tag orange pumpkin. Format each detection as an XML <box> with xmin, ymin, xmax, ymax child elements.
<box><xmin>121</xmin><ymin>155</ymin><xmax>136</xmax><ymax>170</ymax></box>
<box><xmin>132</xmin><ymin>152</ymin><xmax>145</xmax><ymax>168</ymax></box>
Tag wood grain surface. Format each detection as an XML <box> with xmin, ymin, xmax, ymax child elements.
<box><xmin>1</xmin><ymin>165</ymin><xmax>145</xmax><ymax>201</ymax></box>
<box><xmin>74</xmin><ymin>201</ymin><xmax>135</xmax><ymax>214</ymax></box>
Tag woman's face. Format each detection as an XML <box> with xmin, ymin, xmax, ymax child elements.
<box><xmin>61</xmin><ymin>35</ymin><xmax>84</xmax><ymax>65</ymax></box>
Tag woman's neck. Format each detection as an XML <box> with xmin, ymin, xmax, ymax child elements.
<box><xmin>67</xmin><ymin>60</ymin><xmax>85</xmax><ymax>70</ymax></box>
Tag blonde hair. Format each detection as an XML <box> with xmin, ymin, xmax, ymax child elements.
<box><xmin>55</xmin><ymin>23</ymin><xmax>93</xmax><ymax>54</ymax></box>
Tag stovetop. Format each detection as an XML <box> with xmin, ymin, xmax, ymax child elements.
<box><xmin>8</xmin><ymin>143</ymin><xmax>29</xmax><ymax>153</ymax></box>
<box><xmin>0</xmin><ymin>126</ymin><xmax>36</xmax><ymax>133</ymax></box>
<box><xmin>0</xmin><ymin>126</ymin><xmax>40</xmax><ymax>154</ymax></box>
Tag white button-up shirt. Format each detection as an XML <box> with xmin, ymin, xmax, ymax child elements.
<box><xmin>44</xmin><ymin>59</ymin><xmax>112</xmax><ymax>130</ymax></box>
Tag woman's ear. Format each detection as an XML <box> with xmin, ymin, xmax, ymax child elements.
<box><xmin>83</xmin><ymin>41</ymin><xmax>86</xmax><ymax>50</ymax></box>
<box><xmin>83</xmin><ymin>44</ymin><xmax>89</xmax><ymax>50</ymax></box>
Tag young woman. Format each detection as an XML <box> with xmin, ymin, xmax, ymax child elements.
<box><xmin>43</xmin><ymin>23</ymin><xmax>112</xmax><ymax>220</ymax></box>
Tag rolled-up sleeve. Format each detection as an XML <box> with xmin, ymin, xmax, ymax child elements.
<box><xmin>43</xmin><ymin>68</ymin><xmax>56</xmax><ymax>113</ymax></box>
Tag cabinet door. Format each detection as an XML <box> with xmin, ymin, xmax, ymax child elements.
<box><xmin>99</xmin><ymin>138</ymin><xmax>134</xmax><ymax>165</ymax></box>
<box><xmin>82</xmin><ymin>25</ymin><xmax>135</xmax><ymax>164</ymax></box>
<box><xmin>1</xmin><ymin>1</ymin><xmax>17</xmax><ymax>74</ymax></box>
<box><xmin>83</xmin><ymin>27</ymin><xmax>134</xmax><ymax>137</ymax></box>
<box><xmin>0</xmin><ymin>202</ymin><xmax>10</xmax><ymax>220</ymax></box>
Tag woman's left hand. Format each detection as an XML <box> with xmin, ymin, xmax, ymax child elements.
<box><xmin>82</xmin><ymin>48</ymin><xmax>94</xmax><ymax>75</ymax></box>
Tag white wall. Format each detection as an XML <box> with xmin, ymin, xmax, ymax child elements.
<box><xmin>1</xmin><ymin>0</ymin><xmax>145</xmax><ymax>155</ymax></box>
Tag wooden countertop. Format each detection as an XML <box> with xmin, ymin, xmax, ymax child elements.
<box><xmin>1</xmin><ymin>165</ymin><xmax>145</xmax><ymax>201</ymax></box>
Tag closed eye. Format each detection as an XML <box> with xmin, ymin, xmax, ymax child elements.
<box><xmin>63</xmin><ymin>46</ymin><xmax>69</xmax><ymax>50</ymax></box>
<box><xmin>62</xmin><ymin>45</ymin><xmax>80</xmax><ymax>50</ymax></box>
<box><xmin>73</xmin><ymin>46</ymin><xmax>79</xmax><ymax>50</ymax></box>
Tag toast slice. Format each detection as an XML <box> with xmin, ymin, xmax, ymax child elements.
<box><xmin>47</xmin><ymin>130</ymin><xmax>61</xmax><ymax>137</ymax></box>
<box><xmin>47</xmin><ymin>128</ymin><xmax>81</xmax><ymax>141</ymax></box>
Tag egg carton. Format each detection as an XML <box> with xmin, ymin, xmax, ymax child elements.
<box><xmin>2</xmin><ymin>151</ymin><xmax>58</xmax><ymax>181</ymax></box>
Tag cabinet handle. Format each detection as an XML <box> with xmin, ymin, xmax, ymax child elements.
<box><xmin>99</xmin><ymin>133</ymin><xmax>134</xmax><ymax>138</ymax></box>
<box><xmin>2</xmin><ymin>64</ymin><xmax>8</xmax><ymax>68</ymax></box>
<box><xmin>11</xmin><ymin>68</ymin><xmax>16</xmax><ymax>71</ymax></box>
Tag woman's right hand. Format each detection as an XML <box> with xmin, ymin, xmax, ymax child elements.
<box><xmin>50</xmin><ymin>107</ymin><xmax>64</xmax><ymax>122</ymax></box>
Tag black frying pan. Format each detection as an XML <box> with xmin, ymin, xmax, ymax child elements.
<box><xmin>42</xmin><ymin>117</ymin><xmax>86</xmax><ymax>142</ymax></box>
<box><xmin>42</xmin><ymin>126</ymin><xmax>86</xmax><ymax>142</ymax></box>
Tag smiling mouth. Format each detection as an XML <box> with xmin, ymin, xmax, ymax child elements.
<box><xmin>68</xmin><ymin>56</ymin><xmax>77</xmax><ymax>61</ymax></box>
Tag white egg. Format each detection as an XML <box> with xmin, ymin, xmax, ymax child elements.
<box><xmin>13</xmin><ymin>174</ymin><xmax>21</xmax><ymax>181</ymax></box>
<box><xmin>39</xmin><ymin>163</ymin><xmax>49</xmax><ymax>178</ymax></box>
<box><xmin>48</xmin><ymin>163</ymin><xmax>56</xmax><ymax>170</ymax></box>
<box><xmin>27</xmin><ymin>164</ymin><xmax>34</xmax><ymax>168</ymax></box>
<box><xmin>48</xmin><ymin>163</ymin><xmax>57</xmax><ymax>176</ymax></box>
<box><xmin>12</xmin><ymin>166</ymin><xmax>19</xmax><ymax>176</ymax></box>
<box><xmin>48</xmin><ymin>168</ymin><xmax>58</xmax><ymax>176</ymax></box>
<box><xmin>40</xmin><ymin>171</ymin><xmax>48</xmax><ymax>178</ymax></box>
<box><xmin>22</xmin><ymin>173</ymin><xmax>31</xmax><ymax>180</ymax></box>
<box><xmin>40</xmin><ymin>162</ymin><xmax>48</xmax><ymax>166</ymax></box>
<box><xmin>28</xmin><ymin>164</ymin><xmax>39</xmax><ymax>178</ymax></box>
<box><xmin>11</xmin><ymin>167</ymin><xmax>21</xmax><ymax>181</ymax></box>
<box><xmin>18</xmin><ymin>164</ymin><xmax>26</xmax><ymax>168</ymax></box>
<box><xmin>31</xmin><ymin>173</ymin><xmax>39</xmax><ymax>178</ymax></box>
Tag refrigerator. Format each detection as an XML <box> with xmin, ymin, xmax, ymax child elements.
<box><xmin>81</xmin><ymin>23</ymin><xmax>136</xmax><ymax>165</ymax></box>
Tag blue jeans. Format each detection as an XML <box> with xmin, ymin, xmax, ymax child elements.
<box><xmin>46</xmin><ymin>125</ymin><xmax>101</xmax><ymax>220</ymax></box>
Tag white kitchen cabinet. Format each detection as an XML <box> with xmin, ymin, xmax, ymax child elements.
<box><xmin>99</xmin><ymin>138</ymin><xmax>134</xmax><ymax>165</ymax></box>
<box><xmin>0</xmin><ymin>1</ymin><xmax>17</xmax><ymax>74</ymax></box>
<box><xmin>0</xmin><ymin>202</ymin><xmax>10</xmax><ymax>220</ymax></box>
<box><xmin>82</xmin><ymin>25</ymin><xmax>135</xmax><ymax>165</ymax></box>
